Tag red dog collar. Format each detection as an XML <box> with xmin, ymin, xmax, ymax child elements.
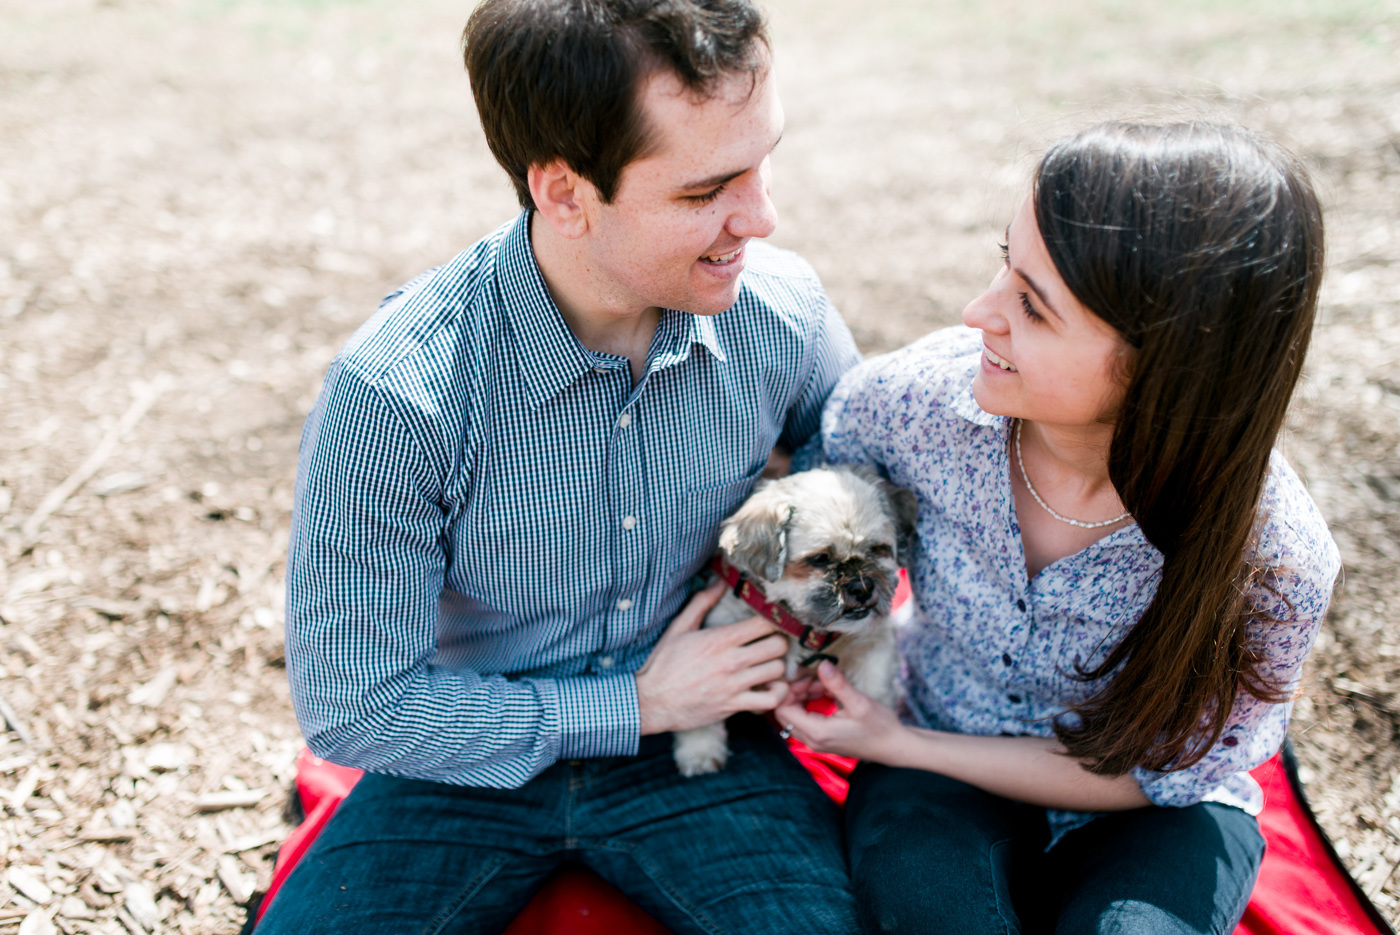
<box><xmin>709</xmin><ymin>555</ymin><xmax>839</xmax><ymax>654</ymax></box>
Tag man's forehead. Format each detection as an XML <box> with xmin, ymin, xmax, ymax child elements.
<box><xmin>630</xmin><ymin>64</ymin><xmax>781</xmax><ymax>176</ymax></box>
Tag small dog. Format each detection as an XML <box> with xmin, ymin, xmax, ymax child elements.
<box><xmin>673</xmin><ymin>465</ymin><xmax>918</xmax><ymax>777</ymax></box>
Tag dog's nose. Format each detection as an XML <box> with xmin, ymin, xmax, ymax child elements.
<box><xmin>843</xmin><ymin>576</ymin><xmax>874</xmax><ymax>603</ymax></box>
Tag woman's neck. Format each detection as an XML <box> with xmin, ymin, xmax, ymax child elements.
<box><xmin>1018</xmin><ymin>418</ymin><xmax>1117</xmax><ymax>498</ymax></box>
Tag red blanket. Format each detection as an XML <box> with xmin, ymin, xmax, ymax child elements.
<box><xmin>253</xmin><ymin>572</ymin><xmax>1394</xmax><ymax>935</ymax></box>
<box><xmin>254</xmin><ymin>740</ymin><xmax>1392</xmax><ymax>935</ymax></box>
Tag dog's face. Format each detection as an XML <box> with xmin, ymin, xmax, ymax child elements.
<box><xmin>717</xmin><ymin>466</ymin><xmax>918</xmax><ymax>633</ymax></box>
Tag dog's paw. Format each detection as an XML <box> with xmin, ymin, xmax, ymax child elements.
<box><xmin>673</xmin><ymin>725</ymin><xmax>730</xmax><ymax>777</ymax></box>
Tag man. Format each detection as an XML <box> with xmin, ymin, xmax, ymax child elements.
<box><xmin>260</xmin><ymin>1</ymin><xmax>862</xmax><ymax>932</ymax></box>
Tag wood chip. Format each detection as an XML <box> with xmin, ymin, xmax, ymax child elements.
<box><xmin>122</xmin><ymin>883</ymin><xmax>159</xmax><ymax>932</ymax></box>
<box><xmin>6</xmin><ymin>866</ymin><xmax>54</xmax><ymax>905</ymax></box>
<box><xmin>215</xmin><ymin>856</ymin><xmax>253</xmax><ymax>904</ymax></box>
<box><xmin>71</xmin><ymin>596</ymin><xmax>144</xmax><ymax>620</ymax></box>
<box><xmin>0</xmin><ymin>696</ymin><xmax>35</xmax><ymax>745</ymax></box>
<box><xmin>126</xmin><ymin>667</ymin><xmax>179</xmax><ymax>708</ymax></box>
<box><xmin>19</xmin><ymin>378</ymin><xmax>168</xmax><ymax>542</ymax></box>
<box><xmin>79</xmin><ymin>828</ymin><xmax>137</xmax><ymax>843</ymax></box>
<box><xmin>16</xmin><ymin>909</ymin><xmax>57</xmax><ymax>935</ymax></box>
<box><xmin>192</xmin><ymin>789</ymin><xmax>267</xmax><ymax>812</ymax></box>
<box><xmin>224</xmin><ymin>829</ymin><xmax>283</xmax><ymax>853</ymax></box>
<box><xmin>57</xmin><ymin>897</ymin><xmax>94</xmax><ymax>921</ymax></box>
<box><xmin>7</xmin><ymin>765</ymin><xmax>41</xmax><ymax>811</ymax></box>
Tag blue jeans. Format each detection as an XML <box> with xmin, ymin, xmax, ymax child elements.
<box><xmin>258</xmin><ymin>715</ymin><xmax>857</xmax><ymax>935</ymax></box>
<box><xmin>845</xmin><ymin>764</ymin><xmax>1264</xmax><ymax>935</ymax></box>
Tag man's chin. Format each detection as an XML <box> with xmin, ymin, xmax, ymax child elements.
<box><xmin>681</xmin><ymin>283</ymin><xmax>745</xmax><ymax>317</ymax></box>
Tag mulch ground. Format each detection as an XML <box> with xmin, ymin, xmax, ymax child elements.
<box><xmin>1</xmin><ymin>0</ymin><xmax>1397</xmax><ymax>931</ymax></box>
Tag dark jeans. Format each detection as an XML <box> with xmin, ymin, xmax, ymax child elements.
<box><xmin>257</xmin><ymin>715</ymin><xmax>857</xmax><ymax>935</ymax></box>
<box><xmin>845</xmin><ymin>764</ymin><xmax>1264</xmax><ymax>935</ymax></box>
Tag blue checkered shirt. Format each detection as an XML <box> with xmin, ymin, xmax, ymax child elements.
<box><xmin>285</xmin><ymin>211</ymin><xmax>861</xmax><ymax>787</ymax></box>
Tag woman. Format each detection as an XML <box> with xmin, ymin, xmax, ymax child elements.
<box><xmin>775</xmin><ymin>122</ymin><xmax>1340</xmax><ymax>934</ymax></box>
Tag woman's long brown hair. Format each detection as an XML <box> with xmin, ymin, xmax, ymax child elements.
<box><xmin>1035</xmin><ymin>122</ymin><xmax>1326</xmax><ymax>776</ymax></box>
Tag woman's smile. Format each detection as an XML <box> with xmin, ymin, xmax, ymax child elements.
<box><xmin>982</xmin><ymin>345</ymin><xmax>1018</xmax><ymax>372</ymax></box>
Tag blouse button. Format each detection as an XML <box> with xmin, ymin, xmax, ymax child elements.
<box><xmin>1016</xmin><ymin>599</ymin><xmax>1027</xmax><ymax>612</ymax></box>
<box><xmin>1008</xmin><ymin>694</ymin><xmax>1021</xmax><ymax>704</ymax></box>
<box><xmin>1001</xmin><ymin>653</ymin><xmax>1012</xmax><ymax>667</ymax></box>
<box><xmin>1222</xmin><ymin>736</ymin><xmax>1238</xmax><ymax>747</ymax></box>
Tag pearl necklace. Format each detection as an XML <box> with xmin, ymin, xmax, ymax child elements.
<box><xmin>1014</xmin><ymin>420</ymin><xmax>1130</xmax><ymax>530</ymax></box>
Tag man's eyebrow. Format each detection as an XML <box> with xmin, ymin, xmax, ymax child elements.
<box><xmin>678</xmin><ymin>129</ymin><xmax>784</xmax><ymax>191</ymax></box>
<box><xmin>679</xmin><ymin>167</ymin><xmax>747</xmax><ymax>191</ymax></box>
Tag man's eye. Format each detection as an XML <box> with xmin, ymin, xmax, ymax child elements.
<box><xmin>687</xmin><ymin>184</ymin><xmax>725</xmax><ymax>205</ymax></box>
<box><xmin>806</xmin><ymin>552</ymin><xmax>831</xmax><ymax>568</ymax></box>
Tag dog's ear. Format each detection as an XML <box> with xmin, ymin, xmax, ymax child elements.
<box><xmin>718</xmin><ymin>482</ymin><xmax>795</xmax><ymax>583</ymax></box>
<box><xmin>877</xmin><ymin>480</ymin><xmax>920</xmax><ymax>568</ymax></box>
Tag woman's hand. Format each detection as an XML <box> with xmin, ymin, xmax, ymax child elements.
<box><xmin>773</xmin><ymin>661</ymin><xmax>912</xmax><ymax>764</ymax></box>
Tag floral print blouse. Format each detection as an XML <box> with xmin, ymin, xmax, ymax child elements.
<box><xmin>821</xmin><ymin>326</ymin><xmax>1340</xmax><ymax>841</ymax></box>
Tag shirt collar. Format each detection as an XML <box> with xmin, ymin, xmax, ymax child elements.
<box><xmin>950</xmin><ymin>376</ymin><xmax>1006</xmax><ymax>430</ymax></box>
<box><xmin>497</xmin><ymin>210</ymin><xmax>728</xmax><ymax>409</ymax></box>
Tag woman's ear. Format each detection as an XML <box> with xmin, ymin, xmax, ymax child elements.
<box><xmin>528</xmin><ymin>158</ymin><xmax>593</xmax><ymax>240</ymax></box>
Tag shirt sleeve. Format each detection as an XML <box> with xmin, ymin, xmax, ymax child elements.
<box><xmin>1131</xmin><ymin>472</ymin><xmax>1342</xmax><ymax>809</ymax></box>
<box><xmin>817</xmin><ymin>348</ymin><xmax>913</xmax><ymax>472</ymax></box>
<box><xmin>780</xmin><ymin>286</ymin><xmax>862</xmax><ymax>460</ymax></box>
<box><xmin>285</xmin><ymin>359</ymin><xmax>638</xmax><ymax>788</ymax></box>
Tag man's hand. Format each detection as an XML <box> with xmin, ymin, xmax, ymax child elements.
<box><xmin>635</xmin><ymin>579</ymin><xmax>791</xmax><ymax>735</ymax></box>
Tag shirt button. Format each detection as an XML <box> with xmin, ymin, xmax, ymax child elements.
<box><xmin>1002</xmin><ymin>653</ymin><xmax>1012</xmax><ymax>667</ymax></box>
<box><xmin>621</xmin><ymin>515</ymin><xmax>637</xmax><ymax>530</ymax></box>
<box><xmin>617</xmin><ymin>412</ymin><xmax>632</xmax><ymax>429</ymax></box>
<box><xmin>616</xmin><ymin>598</ymin><xmax>633</xmax><ymax>611</ymax></box>
<box><xmin>592</xmin><ymin>367</ymin><xmax>606</xmax><ymax>374</ymax></box>
<box><xmin>1016</xmin><ymin>599</ymin><xmax>1027</xmax><ymax>612</ymax></box>
<box><xmin>598</xmin><ymin>655</ymin><xmax>615</xmax><ymax>669</ymax></box>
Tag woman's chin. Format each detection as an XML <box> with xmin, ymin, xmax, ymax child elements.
<box><xmin>969</xmin><ymin>377</ymin><xmax>1016</xmax><ymax>418</ymax></box>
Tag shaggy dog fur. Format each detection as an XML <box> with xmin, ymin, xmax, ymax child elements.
<box><xmin>673</xmin><ymin>465</ymin><xmax>918</xmax><ymax>776</ymax></box>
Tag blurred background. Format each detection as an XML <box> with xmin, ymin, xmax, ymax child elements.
<box><xmin>0</xmin><ymin>0</ymin><xmax>1397</xmax><ymax>931</ymax></box>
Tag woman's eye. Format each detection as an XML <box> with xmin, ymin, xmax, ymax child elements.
<box><xmin>807</xmin><ymin>553</ymin><xmax>831</xmax><ymax>568</ymax></box>
<box><xmin>1019</xmin><ymin>292</ymin><xmax>1044</xmax><ymax>323</ymax></box>
<box><xmin>998</xmin><ymin>240</ymin><xmax>1009</xmax><ymax>263</ymax></box>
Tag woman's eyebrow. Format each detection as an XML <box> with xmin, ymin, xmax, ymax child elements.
<box><xmin>1005</xmin><ymin>225</ymin><xmax>1066</xmax><ymax>322</ymax></box>
<box><xmin>1014</xmin><ymin>268</ymin><xmax>1065</xmax><ymax>322</ymax></box>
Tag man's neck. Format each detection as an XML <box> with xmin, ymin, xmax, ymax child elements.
<box><xmin>530</xmin><ymin>212</ymin><xmax>661</xmax><ymax>383</ymax></box>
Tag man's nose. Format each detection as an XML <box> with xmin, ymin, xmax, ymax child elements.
<box><xmin>727</xmin><ymin>166</ymin><xmax>778</xmax><ymax>240</ymax></box>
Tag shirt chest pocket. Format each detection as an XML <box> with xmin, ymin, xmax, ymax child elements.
<box><xmin>662</xmin><ymin>467</ymin><xmax>767</xmax><ymax>582</ymax></box>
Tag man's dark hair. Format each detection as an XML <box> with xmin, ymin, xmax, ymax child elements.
<box><xmin>462</xmin><ymin>0</ymin><xmax>769</xmax><ymax>210</ymax></box>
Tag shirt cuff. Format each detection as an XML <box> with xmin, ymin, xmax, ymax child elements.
<box><xmin>554</xmin><ymin>674</ymin><xmax>641</xmax><ymax>759</ymax></box>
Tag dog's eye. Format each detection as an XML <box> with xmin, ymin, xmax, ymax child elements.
<box><xmin>870</xmin><ymin>543</ymin><xmax>894</xmax><ymax>559</ymax></box>
<box><xmin>806</xmin><ymin>552</ymin><xmax>832</xmax><ymax>569</ymax></box>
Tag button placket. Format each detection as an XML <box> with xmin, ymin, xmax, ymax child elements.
<box><xmin>608</xmin><ymin>396</ymin><xmax>647</xmax><ymax>660</ymax></box>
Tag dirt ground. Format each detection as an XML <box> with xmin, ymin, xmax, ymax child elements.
<box><xmin>1</xmin><ymin>0</ymin><xmax>1397</xmax><ymax>931</ymax></box>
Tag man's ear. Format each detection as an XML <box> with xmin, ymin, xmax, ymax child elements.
<box><xmin>718</xmin><ymin>482</ymin><xmax>794</xmax><ymax>583</ymax></box>
<box><xmin>528</xmin><ymin>158</ymin><xmax>592</xmax><ymax>240</ymax></box>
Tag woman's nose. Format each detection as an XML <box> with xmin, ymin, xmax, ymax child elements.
<box><xmin>962</xmin><ymin>280</ymin><xmax>1009</xmax><ymax>333</ymax></box>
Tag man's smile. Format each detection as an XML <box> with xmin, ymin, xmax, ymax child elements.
<box><xmin>699</xmin><ymin>244</ymin><xmax>744</xmax><ymax>266</ymax></box>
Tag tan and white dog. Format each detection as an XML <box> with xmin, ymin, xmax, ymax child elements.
<box><xmin>673</xmin><ymin>465</ymin><xmax>919</xmax><ymax>777</ymax></box>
